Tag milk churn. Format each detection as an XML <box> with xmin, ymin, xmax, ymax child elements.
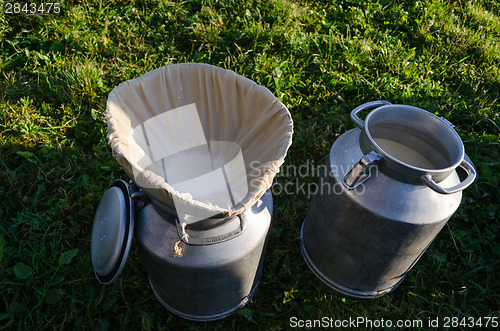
<box><xmin>300</xmin><ymin>101</ymin><xmax>476</xmax><ymax>299</ymax></box>
<box><xmin>90</xmin><ymin>63</ymin><xmax>293</xmax><ymax>320</ymax></box>
<box><xmin>92</xmin><ymin>179</ymin><xmax>273</xmax><ymax>320</ymax></box>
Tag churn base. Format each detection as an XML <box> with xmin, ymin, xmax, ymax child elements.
<box><xmin>148</xmin><ymin>277</ymin><xmax>260</xmax><ymax>321</ymax></box>
<box><xmin>299</xmin><ymin>220</ymin><xmax>405</xmax><ymax>300</ymax></box>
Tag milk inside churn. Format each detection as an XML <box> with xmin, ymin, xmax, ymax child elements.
<box><xmin>300</xmin><ymin>100</ymin><xmax>477</xmax><ymax>299</ymax></box>
<box><xmin>90</xmin><ymin>63</ymin><xmax>293</xmax><ymax>320</ymax></box>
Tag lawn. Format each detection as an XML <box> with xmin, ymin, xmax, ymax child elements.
<box><xmin>1</xmin><ymin>0</ymin><xmax>499</xmax><ymax>329</ymax></box>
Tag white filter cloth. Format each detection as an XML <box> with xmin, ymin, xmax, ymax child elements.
<box><xmin>106</xmin><ymin>63</ymin><xmax>293</xmax><ymax>222</ymax></box>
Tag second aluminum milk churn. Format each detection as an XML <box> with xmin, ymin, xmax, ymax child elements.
<box><xmin>301</xmin><ymin>100</ymin><xmax>477</xmax><ymax>298</ymax></box>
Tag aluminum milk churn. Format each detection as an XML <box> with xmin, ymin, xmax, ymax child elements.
<box><xmin>90</xmin><ymin>64</ymin><xmax>293</xmax><ymax>320</ymax></box>
<box><xmin>300</xmin><ymin>101</ymin><xmax>476</xmax><ymax>298</ymax></box>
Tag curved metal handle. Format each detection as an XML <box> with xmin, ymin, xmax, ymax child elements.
<box><xmin>343</xmin><ymin>151</ymin><xmax>383</xmax><ymax>190</ymax></box>
<box><xmin>351</xmin><ymin>100</ymin><xmax>392</xmax><ymax>128</ymax></box>
<box><xmin>421</xmin><ymin>158</ymin><xmax>477</xmax><ymax>194</ymax></box>
<box><xmin>176</xmin><ymin>213</ymin><xmax>247</xmax><ymax>245</ymax></box>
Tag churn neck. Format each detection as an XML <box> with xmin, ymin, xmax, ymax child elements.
<box><xmin>359</xmin><ymin>105</ymin><xmax>465</xmax><ymax>184</ymax></box>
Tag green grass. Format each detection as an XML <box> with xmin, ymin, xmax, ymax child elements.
<box><xmin>1</xmin><ymin>0</ymin><xmax>499</xmax><ymax>329</ymax></box>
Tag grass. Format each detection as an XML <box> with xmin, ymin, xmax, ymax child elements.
<box><xmin>0</xmin><ymin>0</ymin><xmax>499</xmax><ymax>329</ymax></box>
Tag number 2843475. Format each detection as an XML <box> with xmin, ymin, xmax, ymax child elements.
<box><xmin>5</xmin><ymin>2</ymin><xmax>61</xmax><ymax>14</ymax></box>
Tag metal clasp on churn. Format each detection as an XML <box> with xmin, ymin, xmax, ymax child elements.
<box><xmin>342</xmin><ymin>151</ymin><xmax>383</xmax><ymax>190</ymax></box>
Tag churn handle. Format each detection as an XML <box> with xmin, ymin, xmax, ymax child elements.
<box><xmin>343</xmin><ymin>151</ymin><xmax>383</xmax><ymax>190</ymax></box>
<box><xmin>176</xmin><ymin>213</ymin><xmax>247</xmax><ymax>246</ymax></box>
<box><xmin>421</xmin><ymin>158</ymin><xmax>477</xmax><ymax>194</ymax></box>
<box><xmin>351</xmin><ymin>100</ymin><xmax>392</xmax><ymax>128</ymax></box>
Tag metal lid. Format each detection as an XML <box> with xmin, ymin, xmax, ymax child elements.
<box><xmin>91</xmin><ymin>180</ymin><xmax>134</xmax><ymax>284</ymax></box>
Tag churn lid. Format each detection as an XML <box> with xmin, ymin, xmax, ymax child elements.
<box><xmin>91</xmin><ymin>179</ymin><xmax>134</xmax><ymax>284</ymax></box>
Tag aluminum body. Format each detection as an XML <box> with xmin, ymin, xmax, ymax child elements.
<box><xmin>135</xmin><ymin>189</ymin><xmax>272</xmax><ymax>321</ymax></box>
<box><xmin>301</xmin><ymin>101</ymin><xmax>476</xmax><ymax>299</ymax></box>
